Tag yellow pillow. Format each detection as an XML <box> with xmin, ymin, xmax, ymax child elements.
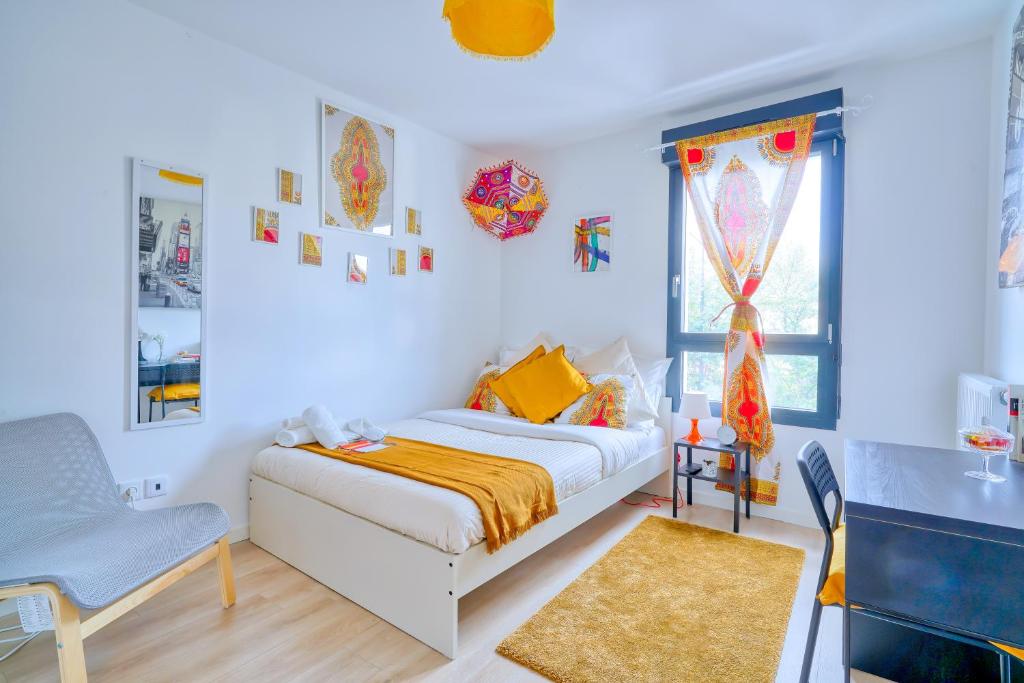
<box><xmin>490</xmin><ymin>345</ymin><xmax>546</xmax><ymax>417</ymax></box>
<box><xmin>500</xmin><ymin>346</ymin><xmax>592</xmax><ymax>425</ymax></box>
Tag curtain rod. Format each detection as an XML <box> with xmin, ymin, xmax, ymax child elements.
<box><xmin>645</xmin><ymin>97</ymin><xmax>872</xmax><ymax>153</ymax></box>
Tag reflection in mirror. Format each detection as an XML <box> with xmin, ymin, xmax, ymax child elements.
<box><xmin>131</xmin><ymin>160</ymin><xmax>205</xmax><ymax>429</ymax></box>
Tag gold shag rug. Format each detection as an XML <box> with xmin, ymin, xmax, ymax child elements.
<box><xmin>497</xmin><ymin>516</ymin><xmax>805</xmax><ymax>683</ymax></box>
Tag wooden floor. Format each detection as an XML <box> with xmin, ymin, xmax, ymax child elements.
<box><xmin>0</xmin><ymin>499</ymin><xmax>887</xmax><ymax>682</ymax></box>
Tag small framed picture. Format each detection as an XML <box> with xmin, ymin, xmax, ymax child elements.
<box><xmin>299</xmin><ymin>232</ymin><xmax>322</xmax><ymax>267</ymax></box>
<box><xmin>406</xmin><ymin>207</ymin><xmax>422</xmax><ymax>235</ymax></box>
<box><xmin>278</xmin><ymin>169</ymin><xmax>303</xmax><ymax>205</ymax></box>
<box><xmin>389</xmin><ymin>248</ymin><xmax>406</xmax><ymax>276</ymax></box>
<box><xmin>418</xmin><ymin>246</ymin><xmax>434</xmax><ymax>272</ymax></box>
<box><xmin>348</xmin><ymin>253</ymin><xmax>368</xmax><ymax>284</ymax></box>
<box><xmin>253</xmin><ymin>207</ymin><xmax>279</xmax><ymax>244</ymax></box>
<box><xmin>573</xmin><ymin>213</ymin><xmax>611</xmax><ymax>273</ymax></box>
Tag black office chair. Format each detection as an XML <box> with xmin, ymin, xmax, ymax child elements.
<box><xmin>796</xmin><ymin>440</ymin><xmax>848</xmax><ymax>683</ymax></box>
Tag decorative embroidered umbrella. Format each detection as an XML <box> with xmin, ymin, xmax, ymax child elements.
<box><xmin>462</xmin><ymin>159</ymin><xmax>548</xmax><ymax>241</ymax></box>
<box><xmin>442</xmin><ymin>0</ymin><xmax>555</xmax><ymax>60</ymax></box>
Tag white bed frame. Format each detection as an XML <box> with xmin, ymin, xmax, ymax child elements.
<box><xmin>249</xmin><ymin>399</ymin><xmax>673</xmax><ymax>658</ymax></box>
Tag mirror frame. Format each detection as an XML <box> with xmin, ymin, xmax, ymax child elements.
<box><xmin>129</xmin><ymin>158</ymin><xmax>208</xmax><ymax>430</ymax></box>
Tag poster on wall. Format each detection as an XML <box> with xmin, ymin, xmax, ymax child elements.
<box><xmin>299</xmin><ymin>232</ymin><xmax>322</xmax><ymax>267</ymax></box>
<box><xmin>321</xmin><ymin>100</ymin><xmax>395</xmax><ymax>237</ymax></box>
<box><xmin>389</xmin><ymin>248</ymin><xmax>407</xmax><ymax>276</ymax></box>
<box><xmin>278</xmin><ymin>169</ymin><xmax>302</xmax><ymax>205</ymax></box>
<box><xmin>573</xmin><ymin>214</ymin><xmax>611</xmax><ymax>273</ymax></box>
<box><xmin>1000</xmin><ymin>6</ymin><xmax>1024</xmax><ymax>288</ymax></box>
<box><xmin>419</xmin><ymin>246</ymin><xmax>434</xmax><ymax>272</ymax></box>
<box><xmin>253</xmin><ymin>207</ymin><xmax>279</xmax><ymax>244</ymax></box>
<box><xmin>348</xmin><ymin>253</ymin><xmax>368</xmax><ymax>284</ymax></box>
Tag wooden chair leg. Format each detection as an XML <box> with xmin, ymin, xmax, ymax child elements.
<box><xmin>216</xmin><ymin>536</ymin><xmax>236</xmax><ymax>608</ymax></box>
<box><xmin>48</xmin><ymin>590</ymin><xmax>87</xmax><ymax>683</ymax></box>
<box><xmin>799</xmin><ymin>599</ymin><xmax>823</xmax><ymax>683</ymax></box>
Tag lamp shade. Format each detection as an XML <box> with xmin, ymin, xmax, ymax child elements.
<box><xmin>443</xmin><ymin>0</ymin><xmax>555</xmax><ymax>60</ymax></box>
<box><xmin>680</xmin><ymin>392</ymin><xmax>712</xmax><ymax>420</ymax></box>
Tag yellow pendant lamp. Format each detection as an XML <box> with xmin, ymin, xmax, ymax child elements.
<box><xmin>443</xmin><ymin>0</ymin><xmax>555</xmax><ymax>60</ymax></box>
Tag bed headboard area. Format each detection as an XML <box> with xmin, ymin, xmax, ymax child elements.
<box><xmin>658</xmin><ymin>396</ymin><xmax>673</xmax><ymax>447</ymax></box>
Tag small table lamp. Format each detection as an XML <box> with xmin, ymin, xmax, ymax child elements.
<box><xmin>680</xmin><ymin>392</ymin><xmax>712</xmax><ymax>444</ymax></box>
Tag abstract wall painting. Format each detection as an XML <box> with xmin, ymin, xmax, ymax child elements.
<box><xmin>406</xmin><ymin>206</ymin><xmax>422</xmax><ymax>235</ymax></box>
<box><xmin>573</xmin><ymin>214</ymin><xmax>611</xmax><ymax>273</ymax></box>
<box><xmin>348</xmin><ymin>253</ymin><xmax>368</xmax><ymax>284</ymax></box>
<box><xmin>299</xmin><ymin>232</ymin><xmax>322</xmax><ymax>267</ymax></box>
<box><xmin>321</xmin><ymin>100</ymin><xmax>395</xmax><ymax>237</ymax></box>
<box><xmin>419</xmin><ymin>246</ymin><xmax>434</xmax><ymax>273</ymax></box>
<box><xmin>389</xmin><ymin>248</ymin><xmax>407</xmax><ymax>276</ymax></box>
<box><xmin>253</xmin><ymin>207</ymin><xmax>279</xmax><ymax>244</ymax></box>
<box><xmin>1001</xmin><ymin>5</ymin><xmax>1024</xmax><ymax>288</ymax></box>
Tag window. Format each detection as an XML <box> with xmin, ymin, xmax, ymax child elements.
<box><xmin>662</xmin><ymin>90</ymin><xmax>844</xmax><ymax>430</ymax></box>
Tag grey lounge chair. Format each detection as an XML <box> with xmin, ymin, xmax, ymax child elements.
<box><xmin>0</xmin><ymin>413</ymin><xmax>235</xmax><ymax>682</ymax></box>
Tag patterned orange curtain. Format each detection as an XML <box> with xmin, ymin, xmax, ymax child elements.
<box><xmin>675</xmin><ymin>114</ymin><xmax>816</xmax><ymax>505</ymax></box>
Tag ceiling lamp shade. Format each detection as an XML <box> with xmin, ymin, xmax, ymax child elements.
<box><xmin>442</xmin><ymin>0</ymin><xmax>555</xmax><ymax>60</ymax></box>
<box><xmin>463</xmin><ymin>159</ymin><xmax>548</xmax><ymax>241</ymax></box>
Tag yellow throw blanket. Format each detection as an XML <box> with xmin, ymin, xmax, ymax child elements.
<box><xmin>298</xmin><ymin>436</ymin><xmax>558</xmax><ymax>553</ymax></box>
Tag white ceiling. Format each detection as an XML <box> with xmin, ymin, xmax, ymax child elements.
<box><xmin>129</xmin><ymin>0</ymin><xmax>1007</xmax><ymax>152</ymax></box>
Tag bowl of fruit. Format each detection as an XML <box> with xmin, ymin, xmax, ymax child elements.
<box><xmin>958</xmin><ymin>425</ymin><xmax>1015</xmax><ymax>482</ymax></box>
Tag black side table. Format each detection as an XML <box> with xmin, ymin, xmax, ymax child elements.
<box><xmin>673</xmin><ymin>437</ymin><xmax>752</xmax><ymax>533</ymax></box>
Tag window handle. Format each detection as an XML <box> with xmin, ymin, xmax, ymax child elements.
<box><xmin>827</xmin><ymin>323</ymin><xmax>833</xmax><ymax>344</ymax></box>
<box><xmin>672</xmin><ymin>274</ymin><xmax>681</xmax><ymax>298</ymax></box>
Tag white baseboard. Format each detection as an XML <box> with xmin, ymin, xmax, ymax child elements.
<box><xmin>685</xmin><ymin>489</ymin><xmax>818</xmax><ymax>529</ymax></box>
<box><xmin>228</xmin><ymin>524</ymin><xmax>250</xmax><ymax>544</ymax></box>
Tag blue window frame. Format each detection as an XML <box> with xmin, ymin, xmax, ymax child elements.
<box><xmin>662</xmin><ymin>90</ymin><xmax>844</xmax><ymax>430</ymax></box>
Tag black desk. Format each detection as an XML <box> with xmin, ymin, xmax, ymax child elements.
<box><xmin>846</xmin><ymin>440</ymin><xmax>1024</xmax><ymax>682</ymax></box>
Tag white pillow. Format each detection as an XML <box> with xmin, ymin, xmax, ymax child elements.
<box><xmin>635</xmin><ymin>355</ymin><xmax>673</xmax><ymax>414</ymax></box>
<box><xmin>553</xmin><ymin>373</ymin><xmax>635</xmax><ymax>429</ymax></box>
<box><xmin>573</xmin><ymin>337</ymin><xmax>657</xmax><ymax>424</ymax></box>
<box><xmin>498</xmin><ymin>332</ymin><xmax>554</xmax><ymax>367</ymax></box>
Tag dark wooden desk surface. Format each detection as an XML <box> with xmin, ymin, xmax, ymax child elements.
<box><xmin>846</xmin><ymin>439</ymin><xmax>1024</xmax><ymax>546</ymax></box>
<box><xmin>845</xmin><ymin>439</ymin><xmax>1024</xmax><ymax>664</ymax></box>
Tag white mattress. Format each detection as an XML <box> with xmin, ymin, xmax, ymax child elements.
<box><xmin>251</xmin><ymin>409</ymin><xmax>665</xmax><ymax>553</ymax></box>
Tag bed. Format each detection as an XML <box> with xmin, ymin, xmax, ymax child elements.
<box><xmin>248</xmin><ymin>400</ymin><xmax>672</xmax><ymax>658</ymax></box>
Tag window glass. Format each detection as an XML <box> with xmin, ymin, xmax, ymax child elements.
<box><xmin>765</xmin><ymin>354</ymin><xmax>818</xmax><ymax>411</ymax></box>
<box><xmin>682</xmin><ymin>154</ymin><xmax>821</xmax><ymax>335</ymax></box>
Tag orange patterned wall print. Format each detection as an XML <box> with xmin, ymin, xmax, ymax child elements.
<box><xmin>299</xmin><ymin>232</ymin><xmax>322</xmax><ymax>267</ymax></box>
<box><xmin>419</xmin><ymin>246</ymin><xmax>434</xmax><ymax>272</ymax></box>
<box><xmin>321</xmin><ymin>101</ymin><xmax>394</xmax><ymax>237</ymax></box>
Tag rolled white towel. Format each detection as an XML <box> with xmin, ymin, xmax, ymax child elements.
<box><xmin>281</xmin><ymin>416</ymin><xmax>305</xmax><ymax>429</ymax></box>
<box><xmin>275</xmin><ymin>425</ymin><xmax>316</xmax><ymax>448</ymax></box>
<box><xmin>301</xmin><ymin>405</ymin><xmax>356</xmax><ymax>449</ymax></box>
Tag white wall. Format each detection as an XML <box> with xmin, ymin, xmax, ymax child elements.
<box><xmin>500</xmin><ymin>40</ymin><xmax>994</xmax><ymax>526</ymax></box>
<box><xmin>985</xmin><ymin>1</ymin><xmax>1024</xmax><ymax>384</ymax></box>
<box><xmin>0</xmin><ymin>0</ymin><xmax>501</xmax><ymax>537</ymax></box>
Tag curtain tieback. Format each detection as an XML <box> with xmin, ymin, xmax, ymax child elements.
<box><xmin>710</xmin><ymin>299</ymin><xmax>765</xmax><ymax>332</ymax></box>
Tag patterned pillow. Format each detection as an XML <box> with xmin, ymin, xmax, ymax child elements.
<box><xmin>464</xmin><ymin>365</ymin><xmax>512</xmax><ymax>415</ymax></box>
<box><xmin>553</xmin><ymin>373</ymin><xmax>635</xmax><ymax>429</ymax></box>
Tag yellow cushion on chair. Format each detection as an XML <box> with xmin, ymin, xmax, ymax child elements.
<box><xmin>499</xmin><ymin>346</ymin><xmax>591</xmax><ymax>425</ymax></box>
<box><xmin>817</xmin><ymin>523</ymin><xmax>846</xmax><ymax>606</ymax></box>
<box><xmin>148</xmin><ymin>383</ymin><xmax>201</xmax><ymax>402</ymax></box>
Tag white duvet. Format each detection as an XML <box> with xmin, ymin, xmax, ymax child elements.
<box><xmin>250</xmin><ymin>409</ymin><xmax>664</xmax><ymax>553</ymax></box>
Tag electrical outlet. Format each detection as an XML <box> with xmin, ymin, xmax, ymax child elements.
<box><xmin>117</xmin><ymin>479</ymin><xmax>143</xmax><ymax>503</ymax></box>
<box><xmin>144</xmin><ymin>475</ymin><xmax>169</xmax><ymax>499</ymax></box>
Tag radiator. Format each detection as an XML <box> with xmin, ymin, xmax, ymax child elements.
<box><xmin>957</xmin><ymin>374</ymin><xmax>1010</xmax><ymax>437</ymax></box>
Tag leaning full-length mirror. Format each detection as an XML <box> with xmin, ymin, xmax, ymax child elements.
<box><xmin>130</xmin><ymin>159</ymin><xmax>206</xmax><ymax>429</ymax></box>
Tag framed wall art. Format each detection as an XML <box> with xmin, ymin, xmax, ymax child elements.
<box><xmin>348</xmin><ymin>253</ymin><xmax>368</xmax><ymax>284</ymax></box>
<box><xmin>321</xmin><ymin>100</ymin><xmax>395</xmax><ymax>237</ymax></box>
<box><xmin>389</xmin><ymin>248</ymin><xmax>407</xmax><ymax>276</ymax></box>
<box><xmin>406</xmin><ymin>207</ymin><xmax>422</xmax><ymax>235</ymax></box>
<box><xmin>573</xmin><ymin>213</ymin><xmax>611</xmax><ymax>273</ymax></box>
<box><xmin>419</xmin><ymin>246</ymin><xmax>434</xmax><ymax>273</ymax></box>
<box><xmin>299</xmin><ymin>232</ymin><xmax>322</xmax><ymax>267</ymax></box>
<box><xmin>253</xmin><ymin>207</ymin><xmax>279</xmax><ymax>244</ymax></box>
<box><xmin>278</xmin><ymin>169</ymin><xmax>302</xmax><ymax>205</ymax></box>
